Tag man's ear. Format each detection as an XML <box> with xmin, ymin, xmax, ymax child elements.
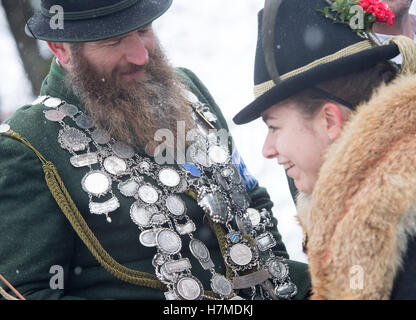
<box><xmin>321</xmin><ymin>102</ymin><xmax>344</xmax><ymax>141</ymax></box>
<box><xmin>46</xmin><ymin>41</ymin><xmax>71</xmax><ymax>66</ymax></box>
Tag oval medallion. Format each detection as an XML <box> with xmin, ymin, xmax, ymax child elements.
<box><xmin>112</xmin><ymin>141</ymin><xmax>135</xmax><ymax>159</ymax></box>
<box><xmin>139</xmin><ymin>229</ymin><xmax>157</xmax><ymax>247</ymax></box>
<box><xmin>165</xmin><ymin>195</ymin><xmax>186</xmax><ymax>218</ymax></box>
<box><xmin>45</xmin><ymin>109</ymin><xmax>65</xmax><ymax>122</ymax></box>
<box><xmin>189</xmin><ymin>239</ymin><xmax>210</xmax><ymax>263</ymax></box>
<box><xmin>44</xmin><ymin>97</ymin><xmax>62</xmax><ymax>108</ymax></box>
<box><xmin>175</xmin><ymin>276</ymin><xmax>203</xmax><ymax>300</ymax></box>
<box><xmin>211</xmin><ymin>274</ymin><xmax>233</xmax><ymax>297</ymax></box>
<box><xmin>229</xmin><ymin>243</ymin><xmax>253</xmax><ymax>266</ymax></box>
<box><xmin>246</xmin><ymin>208</ymin><xmax>261</xmax><ymax>226</ymax></box>
<box><xmin>81</xmin><ymin>171</ymin><xmax>111</xmax><ymax>197</ymax></box>
<box><xmin>138</xmin><ymin>185</ymin><xmax>159</xmax><ymax>204</ymax></box>
<box><xmin>130</xmin><ymin>202</ymin><xmax>153</xmax><ymax>227</ymax></box>
<box><xmin>91</xmin><ymin>129</ymin><xmax>111</xmax><ymax>145</ymax></box>
<box><xmin>59</xmin><ymin>103</ymin><xmax>79</xmax><ymax>117</ymax></box>
<box><xmin>103</xmin><ymin>156</ymin><xmax>127</xmax><ymax>175</ymax></box>
<box><xmin>0</xmin><ymin>123</ymin><xmax>10</xmax><ymax>133</ymax></box>
<box><xmin>266</xmin><ymin>257</ymin><xmax>289</xmax><ymax>282</ymax></box>
<box><xmin>156</xmin><ymin>229</ymin><xmax>182</xmax><ymax>255</ymax></box>
<box><xmin>58</xmin><ymin>127</ymin><xmax>91</xmax><ymax>152</ymax></box>
<box><xmin>75</xmin><ymin>114</ymin><xmax>94</xmax><ymax>129</ymax></box>
<box><xmin>158</xmin><ymin>168</ymin><xmax>180</xmax><ymax>187</ymax></box>
<box><xmin>208</xmin><ymin>145</ymin><xmax>229</xmax><ymax>164</ymax></box>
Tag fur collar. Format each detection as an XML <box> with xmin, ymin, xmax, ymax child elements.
<box><xmin>296</xmin><ymin>74</ymin><xmax>416</xmax><ymax>299</ymax></box>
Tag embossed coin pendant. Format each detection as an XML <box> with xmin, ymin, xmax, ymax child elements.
<box><xmin>81</xmin><ymin>170</ymin><xmax>112</xmax><ymax>197</ymax></box>
<box><xmin>103</xmin><ymin>156</ymin><xmax>127</xmax><ymax>175</ymax></box>
<box><xmin>175</xmin><ymin>276</ymin><xmax>203</xmax><ymax>300</ymax></box>
<box><xmin>158</xmin><ymin>168</ymin><xmax>180</xmax><ymax>187</ymax></box>
<box><xmin>156</xmin><ymin>229</ymin><xmax>182</xmax><ymax>255</ymax></box>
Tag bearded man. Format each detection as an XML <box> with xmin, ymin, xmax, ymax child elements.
<box><xmin>0</xmin><ymin>1</ymin><xmax>310</xmax><ymax>300</ymax></box>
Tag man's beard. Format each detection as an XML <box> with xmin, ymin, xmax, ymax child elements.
<box><xmin>66</xmin><ymin>41</ymin><xmax>195</xmax><ymax>156</ymax></box>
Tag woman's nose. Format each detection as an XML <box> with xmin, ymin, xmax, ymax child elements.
<box><xmin>262</xmin><ymin>133</ymin><xmax>278</xmax><ymax>159</ymax></box>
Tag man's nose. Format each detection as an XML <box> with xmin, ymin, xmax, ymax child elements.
<box><xmin>124</xmin><ymin>33</ymin><xmax>150</xmax><ymax>66</ymax></box>
<box><xmin>262</xmin><ymin>133</ymin><xmax>278</xmax><ymax>159</ymax></box>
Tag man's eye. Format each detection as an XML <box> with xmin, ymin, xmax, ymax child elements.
<box><xmin>109</xmin><ymin>39</ymin><xmax>122</xmax><ymax>47</ymax></box>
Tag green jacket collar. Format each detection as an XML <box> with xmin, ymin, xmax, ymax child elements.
<box><xmin>40</xmin><ymin>58</ymin><xmax>81</xmax><ymax>107</ymax></box>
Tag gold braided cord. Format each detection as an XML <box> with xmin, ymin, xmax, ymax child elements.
<box><xmin>253</xmin><ymin>40</ymin><xmax>373</xmax><ymax>98</ymax></box>
<box><xmin>390</xmin><ymin>35</ymin><xmax>416</xmax><ymax>75</ymax></box>
<box><xmin>4</xmin><ymin>130</ymin><xmax>166</xmax><ymax>291</ymax></box>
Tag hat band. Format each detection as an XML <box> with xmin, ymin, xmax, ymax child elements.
<box><xmin>41</xmin><ymin>0</ymin><xmax>139</xmax><ymax>21</ymax></box>
<box><xmin>253</xmin><ymin>40</ymin><xmax>373</xmax><ymax>98</ymax></box>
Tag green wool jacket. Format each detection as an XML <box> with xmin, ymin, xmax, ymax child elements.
<box><xmin>0</xmin><ymin>59</ymin><xmax>310</xmax><ymax>300</ymax></box>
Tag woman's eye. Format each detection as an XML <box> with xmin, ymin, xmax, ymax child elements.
<box><xmin>268</xmin><ymin>126</ymin><xmax>279</xmax><ymax>133</ymax></box>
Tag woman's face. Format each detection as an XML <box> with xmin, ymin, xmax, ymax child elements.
<box><xmin>261</xmin><ymin>101</ymin><xmax>333</xmax><ymax>194</ymax></box>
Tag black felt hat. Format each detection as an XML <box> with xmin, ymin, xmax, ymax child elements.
<box><xmin>25</xmin><ymin>0</ymin><xmax>173</xmax><ymax>42</ymax></box>
<box><xmin>233</xmin><ymin>0</ymin><xmax>400</xmax><ymax>125</ymax></box>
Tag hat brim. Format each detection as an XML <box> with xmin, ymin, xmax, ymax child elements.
<box><xmin>233</xmin><ymin>43</ymin><xmax>400</xmax><ymax>125</ymax></box>
<box><xmin>25</xmin><ymin>0</ymin><xmax>172</xmax><ymax>42</ymax></box>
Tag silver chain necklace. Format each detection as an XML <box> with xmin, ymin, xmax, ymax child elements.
<box><xmin>37</xmin><ymin>92</ymin><xmax>297</xmax><ymax>300</ymax></box>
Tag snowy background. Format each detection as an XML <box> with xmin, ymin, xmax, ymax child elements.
<box><xmin>2</xmin><ymin>1</ymin><xmax>415</xmax><ymax>263</ymax></box>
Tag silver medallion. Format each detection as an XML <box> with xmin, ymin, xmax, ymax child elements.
<box><xmin>229</xmin><ymin>243</ymin><xmax>253</xmax><ymax>266</ymax></box>
<box><xmin>151</xmin><ymin>213</ymin><xmax>168</xmax><ymax>226</ymax></box>
<box><xmin>44</xmin><ymin>97</ymin><xmax>62</xmax><ymax>108</ymax></box>
<box><xmin>89</xmin><ymin>196</ymin><xmax>120</xmax><ymax>214</ymax></box>
<box><xmin>231</xmin><ymin>189</ymin><xmax>250</xmax><ymax>210</ymax></box>
<box><xmin>156</xmin><ymin>228</ymin><xmax>182</xmax><ymax>255</ymax></box>
<box><xmin>198</xmin><ymin>191</ymin><xmax>230</xmax><ymax>224</ymax></box>
<box><xmin>265</xmin><ymin>257</ymin><xmax>289</xmax><ymax>282</ymax></box>
<box><xmin>103</xmin><ymin>156</ymin><xmax>127</xmax><ymax>175</ymax></box>
<box><xmin>275</xmin><ymin>282</ymin><xmax>297</xmax><ymax>299</ymax></box>
<box><xmin>175</xmin><ymin>276</ymin><xmax>203</xmax><ymax>300</ymax></box>
<box><xmin>246</xmin><ymin>208</ymin><xmax>261</xmax><ymax>227</ymax></box>
<box><xmin>137</xmin><ymin>160</ymin><xmax>151</xmax><ymax>172</ymax></box>
<box><xmin>165</xmin><ymin>195</ymin><xmax>186</xmax><ymax>218</ymax></box>
<box><xmin>45</xmin><ymin>109</ymin><xmax>65</xmax><ymax>122</ymax></box>
<box><xmin>188</xmin><ymin>143</ymin><xmax>211</xmax><ymax>168</ymax></box>
<box><xmin>211</xmin><ymin>274</ymin><xmax>234</xmax><ymax>298</ymax></box>
<box><xmin>159</xmin><ymin>264</ymin><xmax>178</xmax><ymax>282</ymax></box>
<box><xmin>164</xmin><ymin>258</ymin><xmax>192</xmax><ymax>274</ymax></box>
<box><xmin>208</xmin><ymin>145</ymin><xmax>229</xmax><ymax>164</ymax></box>
<box><xmin>70</xmin><ymin>152</ymin><xmax>98</xmax><ymax>168</ymax></box>
<box><xmin>75</xmin><ymin>114</ymin><xmax>94</xmax><ymax>129</ymax></box>
<box><xmin>0</xmin><ymin>123</ymin><xmax>10</xmax><ymax>134</ymax></box>
<box><xmin>139</xmin><ymin>229</ymin><xmax>157</xmax><ymax>247</ymax></box>
<box><xmin>112</xmin><ymin>141</ymin><xmax>135</xmax><ymax>159</ymax></box>
<box><xmin>255</xmin><ymin>232</ymin><xmax>277</xmax><ymax>252</ymax></box>
<box><xmin>130</xmin><ymin>202</ymin><xmax>153</xmax><ymax>228</ymax></box>
<box><xmin>137</xmin><ymin>184</ymin><xmax>159</xmax><ymax>204</ymax></box>
<box><xmin>176</xmin><ymin>221</ymin><xmax>196</xmax><ymax>235</ymax></box>
<box><xmin>189</xmin><ymin>239</ymin><xmax>211</xmax><ymax>263</ymax></box>
<box><xmin>81</xmin><ymin>170</ymin><xmax>112</xmax><ymax>197</ymax></box>
<box><xmin>232</xmin><ymin>268</ymin><xmax>270</xmax><ymax>289</ymax></box>
<box><xmin>158</xmin><ymin>168</ymin><xmax>180</xmax><ymax>187</ymax></box>
<box><xmin>117</xmin><ymin>178</ymin><xmax>142</xmax><ymax>197</ymax></box>
<box><xmin>58</xmin><ymin>103</ymin><xmax>79</xmax><ymax>117</ymax></box>
<box><xmin>58</xmin><ymin>127</ymin><xmax>91</xmax><ymax>152</ymax></box>
<box><xmin>91</xmin><ymin>129</ymin><xmax>111</xmax><ymax>145</ymax></box>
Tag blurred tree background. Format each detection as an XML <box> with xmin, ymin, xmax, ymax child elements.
<box><xmin>1</xmin><ymin>0</ymin><xmax>51</xmax><ymax>98</ymax></box>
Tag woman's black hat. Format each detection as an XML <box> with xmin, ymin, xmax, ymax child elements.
<box><xmin>25</xmin><ymin>0</ymin><xmax>173</xmax><ymax>42</ymax></box>
<box><xmin>233</xmin><ymin>0</ymin><xmax>400</xmax><ymax>125</ymax></box>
